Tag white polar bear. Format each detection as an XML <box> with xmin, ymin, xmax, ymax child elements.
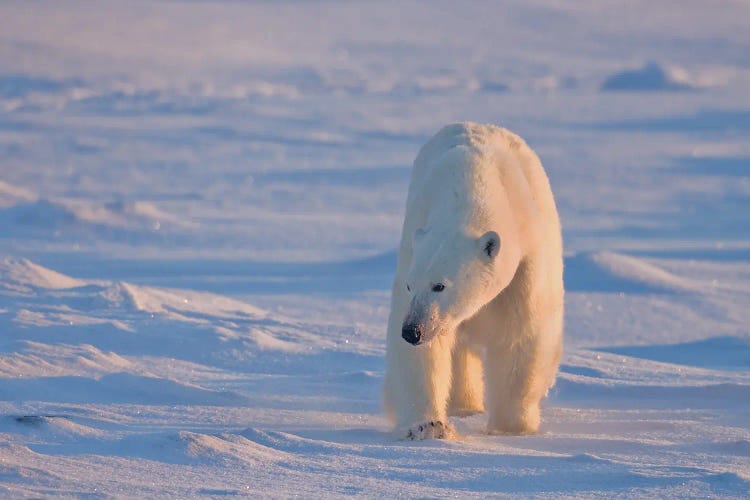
<box><xmin>383</xmin><ymin>122</ymin><xmax>564</xmax><ymax>440</ymax></box>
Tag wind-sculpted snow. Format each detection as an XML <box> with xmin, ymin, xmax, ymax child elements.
<box><xmin>0</xmin><ymin>0</ymin><xmax>749</xmax><ymax>497</ymax></box>
<box><xmin>0</xmin><ymin>182</ymin><xmax>191</xmax><ymax>243</ymax></box>
<box><xmin>0</xmin><ymin>257</ymin><xmax>87</xmax><ymax>291</ymax></box>
<box><xmin>0</xmin><ymin>254</ymin><xmax>747</xmax><ymax>496</ymax></box>
<box><xmin>564</xmin><ymin>251</ymin><xmax>703</xmax><ymax>294</ymax></box>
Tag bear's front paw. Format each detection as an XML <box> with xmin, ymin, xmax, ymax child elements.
<box><xmin>403</xmin><ymin>420</ymin><xmax>456</xmax><ymax>440</ymax></box>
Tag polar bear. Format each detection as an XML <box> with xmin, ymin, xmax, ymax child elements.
<box><xmin>383</xmin><ymin>122</ymin><xmax>563</xmax><ymax>440</ymax></box>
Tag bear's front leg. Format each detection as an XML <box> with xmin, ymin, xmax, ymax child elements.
<box><xmin>484</xmin><ymin>327</ymin><xmax>561</xmax><ymax>435</ymax></box>
<box><xmin>383</xmin><ymin>326</ymin><xmax>457</xmax><ymax>440</ymax></box>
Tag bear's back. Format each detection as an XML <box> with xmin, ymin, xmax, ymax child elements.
<box><xmin>409</xmin><ymin>123</ymin><xmax>556</xmax><ymax>223</ymax></box>
<box><xmin>402</xmin><ymin>122</ymin><xmax>560</xmax><ymax>260</ymax></box>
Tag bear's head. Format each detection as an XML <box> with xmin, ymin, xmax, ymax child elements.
<box><xmin>402</xmin><ymin>227</ymin><xmax>505</xmax><ymax>345</ymax></box>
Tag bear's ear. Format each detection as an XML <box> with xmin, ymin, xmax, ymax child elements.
<box><xmin>478</xmin><ymin>231</ymin><xmax>500</xmax><ymax>260</ymax></box>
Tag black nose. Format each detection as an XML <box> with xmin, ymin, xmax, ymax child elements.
<box><xmin>401</xmin><ymin>323</ymin><xmax>423</xmax><ymax>345</ymax></box>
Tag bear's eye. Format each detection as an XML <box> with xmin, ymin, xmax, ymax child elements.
<box><xmin>406</xmin><ymin>284</ymin><xmax>411</xmax><ymax>292</ymax></box>
<box><xmin>432</xmin><ymin>283</ymin><xmax>445</xmax><ymax>292</ymax></box>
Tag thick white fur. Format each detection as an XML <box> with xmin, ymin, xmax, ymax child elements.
<box><xmin>383</xmin><ymin>122</ymin><xmax>563</xmax><ymax>439</ymax></box>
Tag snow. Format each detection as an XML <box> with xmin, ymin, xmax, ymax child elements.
<box><xmin>0</xmin><ymin>0</ymin><xmax>749</xmax><ymax>497</ymax></box>
<box><xmin>601</xmin><ymin>62</ymin><xmax>696</xmax><ymax>92</ymax></box>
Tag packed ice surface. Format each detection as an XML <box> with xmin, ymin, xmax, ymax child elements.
<box><xmin>1</xmin><ymin>0</ymin><xmax>749</xmax><ymax>497</ymax></box>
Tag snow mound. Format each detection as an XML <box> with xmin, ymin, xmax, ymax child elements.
<box><xmin>177</xmin><ymin>431</ymin><xmax>288</xmax><ymax>464</ymax></box>
<box><xmin>0</xmin><ymin>257</ymin><xmax>87</xmax><ymax>291</ymax></box>
<box><xmin>0</xmin><ymin>373</ymin><xmax>247</xmax><ymax>406</ymax></box>
<box><xmin>100</xmin><ymin>281</ymin><xmax>267</xmax><ymax>319</ymax></box>
<box><xmin>58</xmin><ymin>199</ymin><xmax>186</xmax><ymax>230</ymax></box>
<box><xmin>0</xmin><ymin>257</ymin><xmax>329</xmax><ymax>374</ymax></box>
<box><xmin>565</xmin><ymin>251</ymin><xmax>700</xmax><ymax>293</ymax></box>
<box><xmin>600</xmin><ymin>336</ymin><xmax>750</xmax><ymax>371</ymax></box>
<box><xmin>100</xmin><ymin>200</ymin><xmax>191</xmax><ymax>229</ymax></box>
<box><xmin>601</xmin><ymin>62</ymin><xmax>695</xmax><ymax>92</ymax></box>
<box><xmin>0</xmin><ymin>342</ymin><xmax>133</xmax><ymax>378</ymax></box>
<box><xmin>239</xmin><ymin>427</ymin><xmax>347</xmax><ymax>454</ymax></box>
<box><xmin>591</xmin><ymin>252</ymin><xmax>701</xmax><ymax>291</ymax></box>
<box><xmin>7</xmin><ymin>414</ymin><xmax>108</xmax><ymax>440</ymax></box>
<box><xmin>249</xmin><ymin>328</ymin><xmax>308</xmax><ymax>353</ymax></box>
<box><xmin>0</xmin><ymin>182</ymin><xmax>188</xmax><ymax>233</ymax></box>
<box><xmin>65</xmin><ymin>430</ymin><xmax>293</xmax><ymax>466</ymax></box>
<box><xmin>480</xmin><ymin>80</ymin><xmax>510</xmax><ymax>93</ymax></box>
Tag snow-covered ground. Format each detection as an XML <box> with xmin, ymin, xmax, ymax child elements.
<box><xmin>1</xmin><ymin>0</ymin><xmax>749</xmax><ymax>497</ymax></box>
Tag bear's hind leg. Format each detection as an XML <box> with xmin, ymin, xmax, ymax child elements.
<box><xmin>448</xmin><ymin>334</ymin><xmax>485</xmax><ymax>417</ymax></box>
